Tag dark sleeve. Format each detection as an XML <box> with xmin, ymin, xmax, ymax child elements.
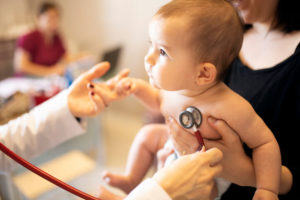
<box><xmin>281</xmin><ymin>67</ymin><xmax>300</xmax><ymax>199</ymax></box>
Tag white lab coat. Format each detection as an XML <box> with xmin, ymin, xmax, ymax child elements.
<box><xmin>0</xmin><ymin>90</ymin><xmax>171</xmax><ymax>200</ymax></box>
<box><xmin>0</xmin><ymin>90</ymin><xmax>85</xmax><ymax>171</ymax></box>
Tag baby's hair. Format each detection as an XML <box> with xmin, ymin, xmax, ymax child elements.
<box><xmin>155</xmin><ymin>0</ymin><xmax>244</xmax><ymax>80</ymax></box>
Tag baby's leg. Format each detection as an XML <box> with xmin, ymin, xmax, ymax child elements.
<box><xmin>102</xmin><ymin>123</ymin><xmax>169</xmax><ymax>194</ymax></box>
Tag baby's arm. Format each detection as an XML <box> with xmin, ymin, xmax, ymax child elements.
<box><xmin>222</xmin><ymin>98</ymin><xmax>281</xmax><ymax>199</ymax></box>
<box><xmin>116</xmin><ymin>77</ymin><xmax>161</xmax><ymax>112</ymax></box>
<box><xmin>90</xmin><ymin>69</ymin><xmax>161</xmax><ymax>111</ymax></box>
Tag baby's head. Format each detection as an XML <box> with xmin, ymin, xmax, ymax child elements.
<box><xmin>145</xmin><ymin>0</ymin><xmax>243</xmax><ymax>91</ymax></box>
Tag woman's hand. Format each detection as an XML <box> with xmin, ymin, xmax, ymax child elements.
<box><xmin>153</xmin><ymin>148</ymin><xmax>223</xmax><ymax>200</ymax></box>
<box><xmin>167</xmin><ymin>115</ymin><xmax>255</xmax><ymax>187</ymax></box>
<box><xmin>205</xmin><ymin>116</ymin><xmax>256</xmax><ymax>187</ymax></box>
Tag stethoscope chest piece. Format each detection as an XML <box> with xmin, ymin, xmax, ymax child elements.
<box><xmin>179</xmin><ymin>106</ymin><xmax>202</xmax><ymax>129</ymax></box>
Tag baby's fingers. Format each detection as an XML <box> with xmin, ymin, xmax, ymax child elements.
<box><xmin>116</xmin><ymin>78</ymin><xmax>135</xmax><ymax>95</ymax></box>
<box><xmin>107</xmin><ymin>68</ymin><xmax>130</xmax><ymax>89</ymax></box>
<box><xmin>92</xmin><ymin>84</ymin><xmax>119</xmax><ymax>106</ymax></box>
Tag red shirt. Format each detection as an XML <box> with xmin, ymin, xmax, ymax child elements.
<box><xmin>17</xmin><ymin>30</ymin><xmax>66</xmax><ymax>66</ymax></box>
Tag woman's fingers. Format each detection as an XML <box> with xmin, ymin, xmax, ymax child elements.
<box><xmin>205</xmin><ymin>116</ymin><xmax>241</xmax><ymax>149</ymax></box>
<box><xmin>207</xmin><ymin>116</ymin><xmax>239</xmax><ymax>141</ymax></box>
<box><xmin>83</xmin><ymin>62</ymin><xmax>110</xmax><ymax>81</ymax></box>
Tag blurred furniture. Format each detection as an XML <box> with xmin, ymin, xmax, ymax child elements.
<box><xmin>0</xmin><ymin>38</ymin><xmax>16</xmax><ymax>81</ymax></box>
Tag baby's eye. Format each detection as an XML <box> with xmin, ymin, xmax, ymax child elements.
<box><xmin>160</xmin><ymin>49</ymin><xmax>167</xmax><ymax>56</ymax></box>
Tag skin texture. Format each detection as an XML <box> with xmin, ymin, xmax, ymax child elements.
<box><xmin>68</xmin><ymin>62</ymin><xmax>129</xmax><ymax>117</ymax></box>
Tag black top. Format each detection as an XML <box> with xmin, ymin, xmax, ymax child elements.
<box><xmin>222</xmin><ymin>43</ymin><xmax>300</xmax><ymax>199</ymax></box>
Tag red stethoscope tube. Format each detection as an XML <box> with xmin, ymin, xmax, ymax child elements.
<box><xmin>0</xmin><ymin>142</ymin><xmax>101</xmax><ymax>200</ymax></box>
<box><xmin>194</xmin><ymin>130</ymin><xmax>205</xmax><ymax>151</ymax></box>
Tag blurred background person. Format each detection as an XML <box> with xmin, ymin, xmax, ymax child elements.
<box><xmin>14</xmin><ymin>2</ymin><xmax>66</xmax><ymax>76</ymax></box>
<box><xmin>14</xmin><ymin>2</ymin><xmax>92</xmax><ymax>77</ymax></box>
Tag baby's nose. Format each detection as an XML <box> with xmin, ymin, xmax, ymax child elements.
<box><xmin>144</xmin><ymin>52</ymin><xmax>155</xmax><ymax>67</ymax></box>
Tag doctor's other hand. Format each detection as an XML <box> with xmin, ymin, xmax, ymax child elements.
<box><xmin>67</xmin><ymin>62</ymin><xmax>113</xmax><ymax>117</ymax></box>
<box><xmin>153</xmin><ymin>148</ymin><xmax>223</xmax><ymax>200</ymax></box>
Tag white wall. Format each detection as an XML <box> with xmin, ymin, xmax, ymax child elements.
<box><xmin>51</xmin><ymin>0</ymin><xmax>170</xmax><ymax>77</ymax></box>
<box><xmin>0</xmin><ymin>0</ymin><xmax>34</xmax><ymax>38</ymax></box>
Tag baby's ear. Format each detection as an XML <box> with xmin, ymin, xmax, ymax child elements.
<box><xmin>195</xmin><ymin>62</ymin><xmax>217</xmax><ymax>86</ymax></box>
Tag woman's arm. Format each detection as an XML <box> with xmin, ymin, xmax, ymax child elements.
<box><xmin>205</xmin><ymin>117</ymin><xmax>292</xmax><ymax>195</ymax></box>
<box><xmin>14</xmin><ymin>48</ymin><xmax>65</xmax><ymax>76</ymax></box>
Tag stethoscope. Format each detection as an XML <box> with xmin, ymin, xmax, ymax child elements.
<box><xmin>0</xmin><ymin>143</ymin><xmax>101</xmax><ymax>200</ymax></box>
<box><xmin>179</xmin><ymin>106</ymin><xmax>205</xmax><ymax>151</ymax></box>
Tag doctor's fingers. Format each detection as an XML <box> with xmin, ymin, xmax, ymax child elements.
<box><xmin>184</xmin><ymin>180</ymin><xmax>215</xmax><ymax>200</ymax></box>
<box><xmin>198</xmin><ymin>148</ymin><xmax>223</xmax><ymax>166</ymax></box>
<box><xmin>83</xmin><ymin>62</ymin><xmax>111</xmax><ymax>81</ymax></box>
<box><xmin>167</xmin><ymin>117</ymin><xmax>199</xmax><ymax>154</ymax></box>
<box><xmin>106</xmin><ymin>68</ymin><xmax>130</xmax><ymax>89</ymax></box>
<box><xmin>89</xmin><ymin>91</ymin><xmax>106</xmax><ymax>113</ymax></box>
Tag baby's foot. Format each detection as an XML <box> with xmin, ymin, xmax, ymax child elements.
<box><xmin>102</xmin><ymin>171</ymin><xmax>135</xmax><ymax>194</ymax></box>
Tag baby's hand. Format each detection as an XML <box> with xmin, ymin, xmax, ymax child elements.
<box><xmin>253</xmin><ymin>189</ymin><xmax>278</xmax><ymax>200</ymax></box>
<box><xmin>87</xmin><ymin>68</ymin><xmax>131</xmax><ymax>106</ymax></box>
<box><xmin>115</xmin><ymin>77</ymin><xmax>138</xmax><ymax>97</ymax></box>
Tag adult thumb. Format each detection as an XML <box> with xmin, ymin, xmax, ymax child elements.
<box><xmin>84</xmin><ymin>62</ymin><xmax>110</xmax><ymax>81</ymax></box>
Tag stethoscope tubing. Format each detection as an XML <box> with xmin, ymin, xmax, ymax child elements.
<box><xmin>0</xmin><ymin>142</ymin><xmax>101</xmax><ymax>200</ymax></box>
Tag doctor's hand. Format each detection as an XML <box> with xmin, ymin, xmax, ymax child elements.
<box><xmin>153</xmin><ymin>148</ymin><xmax>223</xmax><ymax>200</ymax></box>
<box><xmin>166</xmin><ymin>117</ymin><xmax>199</xmax><ymax>156</ymax></box>
<box><xmin>67</xmin><ymin>62</ymin><xmax>118</xmax><ymax>117</ymax></box>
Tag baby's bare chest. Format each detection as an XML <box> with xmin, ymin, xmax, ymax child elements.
<box><xmin>160</xmin><ymin>93</ymin><xmax>220</xmax><ymax>140</ymax></box>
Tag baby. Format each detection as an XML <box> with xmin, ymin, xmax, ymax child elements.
<box><xmin>94</xmin><ymin>0</ymin><xmax>281</xmax><ymax>199</ymax></box>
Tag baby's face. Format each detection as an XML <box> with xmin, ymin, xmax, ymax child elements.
<box><xmin>145</xmin><ymin>17</ymin><xmax>199</xmax><ymax>91</ymax></box>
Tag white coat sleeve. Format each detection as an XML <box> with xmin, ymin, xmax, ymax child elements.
<box><xmin>0</xmin><ymin>90</ymin><xmax>85</xmax><ymax>171</ymax></box>
<box><xmin>125</xmin><ymin>178</ymin><xmax>172</xmax><ymax>200</ymax></box>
